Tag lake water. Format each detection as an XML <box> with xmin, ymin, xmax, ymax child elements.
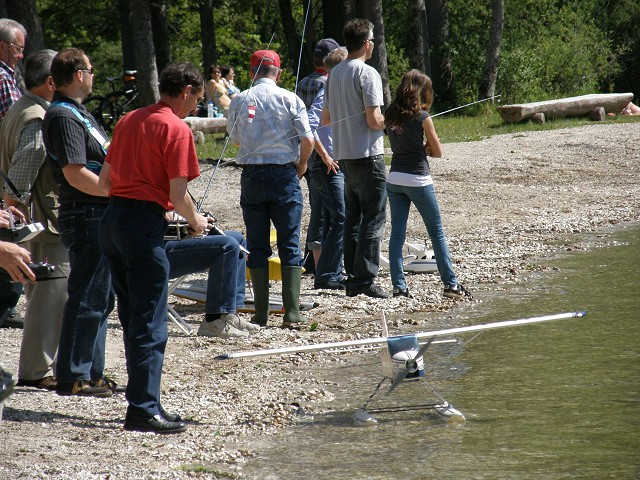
<box><xmin>243</xmin><ymin>226</ymin><xmax>640</xmax><ymax>480</ymax></box>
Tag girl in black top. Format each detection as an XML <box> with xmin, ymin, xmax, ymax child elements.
<box><xmin>385</xmin><ymin>69</ymin><xmax>470</xmax><ymax>300</ymax></box>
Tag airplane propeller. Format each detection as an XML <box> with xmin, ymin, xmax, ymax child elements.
<box><xmin>387</xmin><ymin>336</ymin><xmax>435</xmax><ymax>395</ymax></box>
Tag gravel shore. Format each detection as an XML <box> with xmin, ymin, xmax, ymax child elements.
<box><xmin>1</xmin><ymin>121</ymin><xmax>639</xmax><ymax>479</ymax></box>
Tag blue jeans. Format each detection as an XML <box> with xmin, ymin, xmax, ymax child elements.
<box><xmin>240</xmin><ymin>163</ymin><xmax>303</xmax><ymax>268</ymax></box>
<box><xmin>165</xmin><ymin>230</ymin><xmax>247</xmax><ymax>313</ymax></box>
<box><xmin>305</xmin><ymin>153</ymin><xmax>323</xmax><ymax>252</ymax></box>
<box><xmin>339</xmin><ymin>155</ymin><xmax>387</xmax><ymax>288</ymax></box>
<box><xmin>99</xmin><ymin>204</ymin><xmax>168</xmax><ymax>417</ymax></box>
<box><xmin>57</xmin><ymin>204</ymin><xmax>114</xmax><ymax>383</ymax></box>
<box><xmin>386</xmin><ymin>182</ymin><xmax>458</xmax><ymax>290</ymax></box>
<box><xmin>313</xmin><ymin>161</ymin><xmax>345</xmax><ymax>283</ymax></box>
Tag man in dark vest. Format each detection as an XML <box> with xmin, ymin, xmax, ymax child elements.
<box><xmin>0</xmin><ymin>49</ymin><xmax>69</xmax><ymax>390</ymax></box>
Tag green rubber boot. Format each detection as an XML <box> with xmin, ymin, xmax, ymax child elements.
<box><xmin>281</xmin><ymin>266</ymin><xmax>307</xmax><ymax>328</ymax></box>
<box><xmin>249</xmin><ymin>268</ymin><xmax>270</xmax><ymax>327</ymax></box>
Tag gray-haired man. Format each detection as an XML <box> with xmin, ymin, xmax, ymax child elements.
<box><xmin>0</xmin><ymin>18</ymin><xmax>26</xmax><ymax>120</ymax></box>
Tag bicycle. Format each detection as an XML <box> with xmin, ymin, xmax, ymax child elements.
<box><xmin>83</xmin><ymin>70</ymin><xmax>139</xmax><ymax>132</ymax></box>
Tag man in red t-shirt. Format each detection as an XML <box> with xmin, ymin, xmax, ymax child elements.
<box><xmin>98</xmin><ymin>62</ymin><xmax>209</xmax><ymax>435</ymax></box>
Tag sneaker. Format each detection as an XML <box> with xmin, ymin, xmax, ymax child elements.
<box><xmin>94</xmin><ymin>376</ymin><xmax>127</xmax><ymax>393</ymax></box>
<box><xmin>56</xmin><ymin>380</ymin><xmax>113</xmax><ymax>398</ymax></box>
<box><xmin>346</xmin><ymin>283</ymin><xmax>390</xmax><ymax>298</ymax></box>
<box><xmin>392</xmin><ymin>287</ymin><xmax>411</xmax><ymax>298</ymax></box>
<box><xmin>197</xmin><ymin>317</ymin><xmax>249</xmax><ymax>339</ymax></box>
<box><xmin>0</xmin><ymin>307</ymin><xmax>24</xmax><ymax>329</ymax></box>
<box><xmin>314</xmin><ymin>279</ymin><xmax>346</xmax><ymax>290</ymax></box>
<box><xmin>443</xmin><ymin>284</ymin><xmax>472</xmax><ymax>299</ymax></box>
<box><xmin>361</xmin><ymin>284</ymin><xmax>390</xmax><ymax>299</ymax></box>
<box><xmin>222</xmin><ymin>313</ymin><xmax>261</xmax><ymax>334</ymax></box>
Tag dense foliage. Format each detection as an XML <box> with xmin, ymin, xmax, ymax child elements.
<box><xmin>34</xmin><ymin>0</ymin><xmax>639</xmax><ymax>105</ymax></box>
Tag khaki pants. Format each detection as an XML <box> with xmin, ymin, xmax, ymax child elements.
<box><xmin>18</xmin><ymin>240</ymin><xmax>69</xmax><ymax>380</ymax></box>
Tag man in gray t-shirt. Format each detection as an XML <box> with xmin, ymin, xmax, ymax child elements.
<box><xmin>323</xmin><ymin>18</ymin><xmax>389</xmax><ymax>299</ymax></box>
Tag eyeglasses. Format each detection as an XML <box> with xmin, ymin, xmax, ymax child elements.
<box><xmin>8</xmin><ymin>42</ymin><xmax>24</xmax><ymax>53</ymax></box>
<box><xmin>80</xmin><ymin>67</ymin><xmax>95</xmax><ymax>75</ymax></box>
<box><xmin>366</xmin><ymin>38</ymin><xmax>375</xmax><ymax>44</ymax></box>
<box><xmin>213</xmin><ymin>71</ymin><xmax>221</xmax><ymax>75</ymax></box>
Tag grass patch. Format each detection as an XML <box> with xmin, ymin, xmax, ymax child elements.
<box><xmin>179</xmin><ymin>463</ymin><xmax>240</xmax><ymax>478</ymax></box>
<box><xmin>196</xmin><ymin>133</ymin><xmax>239</xmax><ymax>161</ymax></box>
<box><xmin>196</xmin><ymin>110</ymin><xmax>640</xmax><ymax>161</ymax></box>
<box><xmin>435</xmin><ymin>109</ymin><xmax>640</xmax><ymax>144</ymax></box>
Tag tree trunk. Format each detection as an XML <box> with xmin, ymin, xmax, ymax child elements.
<box><xmin>298</xmin><ymin>0</ymin><xmax>316</xmax><ymax>81</ymax></box>
<box><xmin>4</xmin><ymin>0</ymin><xmax>45</xmax><ymax>53</ymax></box>
<box><xmin>322</xmin><ymin>0</ymin><xmax>348</xmax><ymax>42</ymax></box>
<box><xmin>478</xmin><ymin>0</ymin><xmax>504</xmax><ymax>100</ymax></box>
<box><xmin>150</xmin><ymin>0</ymin><xmax>171</xmax><ymax>73</ymax></box>
<box><xmin>130</xmin><ymin>0</ymin><xmax>159</xmax><ymax>105</ymax></box>
<box><xmin>426</xmin><ymin>0</ymin><xmax>455</xmax><ymax>108</ymax></box>
<box><xmin>355</xmin><ymin>0</ymin><xmax>391</xmax><ymax>108</ymax></box>
<box><xmin>199</xmin><ymin>0</ymin><xmax>217</xmax><ymax>70</ymax></box>
<box><xmin>277</xmin><ymin>0</ymin><xmax>302</xmax><ymax>72</ymax></box>
<box><xmin>408</xmin><ymin>0</ymin><xmax>427</xmax><ymax>72</ymax></box>
<box><xmin>119</xmin><ymin>0</ymin><xmax>137</xmax><ymax>72</ymax></box>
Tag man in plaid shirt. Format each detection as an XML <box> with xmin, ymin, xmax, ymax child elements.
<box><xmin>0</xmin><ymin>19</ymin><xmax>26</xmax><ymax>122</ymax></box>
<box><xmin>295</xmin><ymin>38</ymin><xmax>339</xmax><ymax>275</ymax></box>
<box><xmin>0</xmin><ymin>18</ymin><xmax>27</xmax><ymax>330</ymax></box>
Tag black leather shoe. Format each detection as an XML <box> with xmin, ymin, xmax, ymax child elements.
<box><xmin>159</xmin><ymin>405</ymin><xmax>183</xmax><ymax>422</ymax></box>
<box><xmin>124</xmin><ymin>411</ymin><xmax>187</xmax><ymax>434</ymax></box>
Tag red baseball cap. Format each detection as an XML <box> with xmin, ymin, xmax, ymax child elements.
<box><xmin>250</xmin><ymin>50</ymin><xmax>281</xmax><ymax>69</ymax></box>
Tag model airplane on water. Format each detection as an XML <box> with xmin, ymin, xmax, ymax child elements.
<box><xmin>216</xmin><ymin>311</ymin><xmax>587</xmax><ymax>424</ymax></box>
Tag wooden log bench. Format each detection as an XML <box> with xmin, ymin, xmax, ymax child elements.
<box><xmin>497</xmin><ymin>93</ymin><xmax>634</xmax><ymax>123</ymax></box>
<box><xmin>183</xmin><ymin>116</ymin><xmax>227</xmax><ymax>134</ymax></box>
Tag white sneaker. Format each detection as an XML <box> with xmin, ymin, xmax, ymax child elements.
<box><xmin>197</xmin><ymin>316</ymin><xmax>249</xmax><ymax>339</ymax></box>
<box><xmin>223</xmin><ymin>313</ymin><xmax>262</xmax><ymax>333</ymax></box>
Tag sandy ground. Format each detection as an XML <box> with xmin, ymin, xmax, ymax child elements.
<box><xmin>0</xmin><ymin>121</ymin><xmax>639</xmax><ymax>479</ymax></box>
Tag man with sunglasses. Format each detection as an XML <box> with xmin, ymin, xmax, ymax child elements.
<box><xmin>42</xmin><ymin>48</ymin><xmax>116</xmax><ymax>399</ymax></box>
<box><xmin>323</xmin><ymin>18</ymin><xmax>389</xmax><ymax>299</ymax></box>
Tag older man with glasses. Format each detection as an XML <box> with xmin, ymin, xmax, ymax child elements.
<box><xmin>0</xmin><ymin>18</ymin><xmax>28</xmax><ymax>331</ymax></box>
<box><xmin>0</xmin><ymin>18</ymin><xmax>27</xmax><ymax>122</ymax></box>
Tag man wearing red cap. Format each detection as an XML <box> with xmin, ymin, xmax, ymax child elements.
<box><xmin>227</xmin><ymin>49</ymin><xmax>314</xmax><ymax>329</ymax></box>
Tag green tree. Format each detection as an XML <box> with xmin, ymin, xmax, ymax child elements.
<box><xmin>30</xmin><ymin>0</ymin><xmax>640</xmax><ymax>107</ymax></box>
<box><xmin>478</xmin><ymin>0</ymin><xmax>504</xmax><ymax>101</ymax></box>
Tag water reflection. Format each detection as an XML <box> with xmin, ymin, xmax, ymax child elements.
<box><xmin>244</xmin><ymin>226</ymin><xmax>640</xmax><ymax>480</ymax></box>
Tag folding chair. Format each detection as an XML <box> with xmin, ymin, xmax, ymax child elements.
<box><xmin>167</xmin><ymin>274</ymin><xmax>193</xmax><ymax>335</ymax></box>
